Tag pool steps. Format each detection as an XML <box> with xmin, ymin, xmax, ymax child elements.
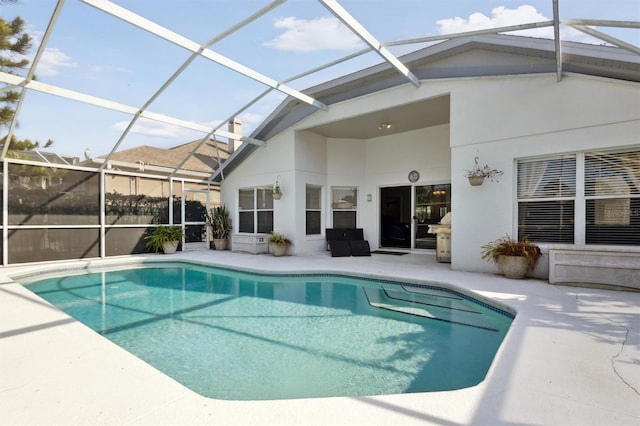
<box><xmin>362</xmin><ymin>287</ymin><xmax>501</xmax><ymax>332</ymax></box>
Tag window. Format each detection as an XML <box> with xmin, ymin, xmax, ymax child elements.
<box><xmin>517</xmin><ymin>156</ymin><xmax>576</xmax><ymax>243</ymax></box>
<box><xmin>331</xmin><ymin>186</ymin><xmax>357</xmax><ymax>229</ymax></box>
<box><xmin>517</xmin><ymin>148</ymin><xmax>640</xmax><ymax>246</ymax></box>
<box><xmin>238</xmin><ymin>187</ymin><xmax>273</xmax><ymax>233</ymax></box>
<box><xmin>306</xmin><ymin>185</ymin><xmax>322</xmax><ymax>235</ymax></box>
<box><xmin>585</xmin><ymin>150</ymin><xmax>640</xmax><ymax>245</ymax></box>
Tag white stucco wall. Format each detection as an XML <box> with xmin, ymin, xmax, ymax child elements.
<box><xmin>222</xmin><ymin>72</ymin><xmax>640</xmax><ymax>276</ymax></box>
<box><xmin>294</xmin><ymin>130</ymin><xmax>330</xmax><ymax>255</ymax></box>
<box><xmin>449</xmin><ymin>74</ymin><xmax>640</xmax><ymax>274</ymax></box>
<box><xmin>219</xmin><ymin>129</ymin><xmax>297</xmax><ymax>244</ymax></box>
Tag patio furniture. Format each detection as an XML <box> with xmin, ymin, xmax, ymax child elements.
<box><xmin>326</xmin><ymin>228</ymin><xmax>371</xmax><ymax>257</ymax></box>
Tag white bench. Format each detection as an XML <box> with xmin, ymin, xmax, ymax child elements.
<box><xmin>548</xmin><ymin>245</ymin><xmax>640</xmax><ymax>291</ymax></box>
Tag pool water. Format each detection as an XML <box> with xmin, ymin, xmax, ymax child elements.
<box><xmin>24</xmin><ymin>264</ymin><xmax>513</xmax><ymax>400</ymax></box>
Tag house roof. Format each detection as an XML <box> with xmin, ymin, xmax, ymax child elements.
<box><xmin>104</xmin><ymin>140</ymin><xmax>229</xmax><ymax>172</ymax></box>
<box><xmin>79</xmin><ymin>138</ymin><xmax>231</xmax><ymax>179</ymax></box>
<box><xmin>211</xmin><ymin>34</ymin><xmax>640</xmax><ymax>182</ymax></box>
<box><xmin>10</xmin><ymin>150</ymin><xmax>80</xmax><ymax>166</ymax></box>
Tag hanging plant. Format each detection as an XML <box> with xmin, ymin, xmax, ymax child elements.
<box><xmin>465</xmin><ymin>156</ymin><xmax>503</xmax><ymax>185</ymax></box>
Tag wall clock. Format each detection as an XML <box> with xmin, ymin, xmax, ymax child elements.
<box><xmin>408</xmin><ymin>170</ymin><xmax>420</xmax><ymax>183</ymax></box>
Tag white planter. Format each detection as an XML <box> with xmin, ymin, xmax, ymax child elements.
<box><xmin>162</xmin><ymin>240</ymin><xmax>179</xmax><ymax>254</ymax></box>
<box><xmin>499</xmin><ymin>255</ymin><xmax>528</xmax><ymax>279</ymax></box>
<box><xmin>213</xmin><ymin>238</ymin><xmax>228</xmax><ymax>250</ymax></box>
<box><xmin>270</xmin><ymin>243</ymin><xmax>287</xmax><ymax>257</ymax></box>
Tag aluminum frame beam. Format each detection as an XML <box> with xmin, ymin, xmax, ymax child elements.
<box><xmin>317</xmin><ymin>0</ymin><xmax>420</xmax><ymax>87</ymax></box>
<box><xmin>98</xmin><ymin>0</ymin><xmax>283</xmax><ymax>175</ymax></box>
<box><xmin>170</xmin><ymin>88</ymin><xmax>271</xmax><ymax>179</ymax></box>
<box><xmin>568</xmin><ymin>24</ymin><xmax>640</xmax><ymax>56</ymax></box>
<box><xmin>80</xmin><ymin>0</ymin><xmax>327</xmax><ymax>112</ymax></box>
<box><xmin>0</xmin><ymin>71</ymin><xmax>240</xmax><ymax>141</ymax></box>
<box><xmin>553</xmin><ymin>0</ymin><xmax>562</xmax><ymax>82</ymax></box>
<box><xmin>384</xmin><ymin>20</ymin><xmax>554</xmax><ymax>47</ymax></box>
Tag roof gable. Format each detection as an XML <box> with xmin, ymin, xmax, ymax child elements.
<box><xmin>213</xmin><ymin>34</ymin><xmax>639</xmax><ymax>182</ymax></box>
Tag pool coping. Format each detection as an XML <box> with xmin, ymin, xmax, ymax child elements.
<box><xmin>1</xmin><ymin>251</ymin><xmax>639</xmax><ymax>425</ymax></box>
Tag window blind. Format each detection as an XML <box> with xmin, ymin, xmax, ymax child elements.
<box><xmin>585</xmin><ymin>150</ymin><xmax>640</xmax><ymax>197</ymax></box>
<box><xmin>585</xmin><ymin>150</ymin><xmax>640</xmax><ymax>245</ymax></box>
<box><xmin>517</xmin><ymin>156</ymin><xmax>576</xmax><ymax>199</ymax></box>
<box><xmin>517</xmin><ymin>156</ymin><xmax>576</xmax><ymax>243</ymax></box>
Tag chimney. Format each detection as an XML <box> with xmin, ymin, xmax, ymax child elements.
<box><xmin>227</xmin><ymin>118</ymin><xmax>243</xmax><ymax>153</ymax></box>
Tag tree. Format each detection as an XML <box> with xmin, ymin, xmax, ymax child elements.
<box><xmin>3</xmin><ymin>134</ymin><xmax>53</xmax><ymax>153</ymax></box>
<box><xmin>0</xmin><ymin>10</ymin><xmax>54</xmax><ymax>153</ymax></box>
<box><xmin>0</xmin><ymin>14</ymin><xmax>32</xmax><ymax>129</ymax></box>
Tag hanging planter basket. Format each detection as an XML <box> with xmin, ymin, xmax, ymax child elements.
<box><xmin>468</xmin><ymin>176</ymin><xmax>485</xmax><ymax>186</ymax></box>
<box><xmin>465</xmin><ymin>156</ymin><xmax>503</xmax><ymax>186</ymax></box>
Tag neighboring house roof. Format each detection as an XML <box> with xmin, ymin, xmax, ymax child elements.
<box><xmin>80</xmin><ymin>139</ymin><xmax>231</xmax><ymax>179</ymax></box>
<box><xmin>8</xmin><ymin>149</ymin><xmax>79</xmax><ymax>166</ymax></box>
<box><xmin>211</xmin><ymin>34</ymin><xmax>640</xmax><ymax>182</ymax></box>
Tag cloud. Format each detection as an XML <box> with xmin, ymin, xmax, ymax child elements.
<box><xmin>22</xmin><ymin>27</ymin><xmax>76</xmax><ymax>76</ymax></box>
<box><xmin>238</xmin><ymin>112</ymin><xmax>264</xmax><ymax>129</ymax></box>
<box><xmin>436</xmin><ymin>5</ymin><xmax>590</xmax><ymax>42</ymax></box>
<box><xmin>264</xmin><ymin>16</ymin><xmax>363</xmax><ymax>52</ymax></box>
<box><xmin>35</xmin><ymin>48</ymin><xmax>76</xmax><ymax>76</ymax></box>
<box><xmin>437</xmin><ymin>5</ymin><xmax>545</xmax><ymax>34</ymax></box>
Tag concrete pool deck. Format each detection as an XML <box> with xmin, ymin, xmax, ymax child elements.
<box><xmin>1</xmin><ymin>250</ymin><xmax>639</xmax><ymax>425</ymax></box>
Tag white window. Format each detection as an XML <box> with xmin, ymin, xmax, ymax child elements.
<box><xmin>238</xmin><ymin>187</ymin><xmax>273</xmax><ymax>233</ymax></box>
<box><xmin>331</xmin><ymin>186</ymin><xmax>357</xmax><ymax>228</ymax></box>
<box><xmin>517</xmin><ymin>155</ymin><xmax>576</xmax><ymax>243</ymax></box>
<box><xmin>517</xmin><ymin>148</ymin><xmax>640</xmax><ymax>246</ymax></box>
<box><xmin>585</xmin><ymin>150</ymin><xmax>640</xmax><ymax>245</ymax></box>
<box><xmin>306</xmin><ymin>185</ymin><xmax>322</xmax><ymax>235</ymax></box>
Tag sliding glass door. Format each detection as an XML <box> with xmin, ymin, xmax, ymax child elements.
<box><xmin>414</xmin><ymin>184</ymin><xmax>451</xmax><ymax>249</ymax></box>
<box><xmin>379</xmin><ymin>184</ymin><xmax>451</xmax><ymax>250</ymax></box>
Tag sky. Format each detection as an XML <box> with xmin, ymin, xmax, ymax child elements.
<box><xmin>1</xmin><ymin>0</ymin><xmax>639</xmax><ymax>160</ymax></box>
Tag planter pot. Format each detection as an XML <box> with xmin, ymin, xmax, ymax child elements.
<box><xmin>273</xmin><ymin>192</ymin><xmax>282</xmax><ymax>200</ymax></box>
<box><xmin>468</xmin><ymin>176</ymin><xmax>485</xmax><ymax>186</ymax></box>
<box><xmin>162</xmin><ymin>240</ymin><xmax>179</xmax><ymax>254</ymax></box>
<box><xmin>213</xmin><ymin>238</ymin><xmax>228</xmax><ymax>251</ymax></box>
<box><xmin>499</xmin><ymin>255</ymin><xmax>529</xmax><ymax>279</ymax></box>
<box><xmin>270</xmin><ymin>242</ymin><xmax>287</xmax><ymax>257</ymax></box>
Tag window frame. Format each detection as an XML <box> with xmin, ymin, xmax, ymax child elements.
<box><xmin>516</xmin><ymin>155</ymin><xmax>577</xmax><ymax>244</ymax></box>
<box><xmin>516</xmin><ymin>147</ymin><xmax>640</xmax><ymax>246</ymax></box>
<box><xmin>238</xmin><ymin>187</ymin><xmax>274</xmax><ymax>234</ymax></box>
<box><xmin>305</xmin><ymin>184</ymin><xmax>322</xmax><ymax>235</ymax></box>
<box><xmin>583</xmin><ymin>149</ymin><xmax>640</xmax><ymax>245</ymax></box>
<box><xmin>331</xmin><ymin>186</ymin><xmax>358</xmax><ymax>229</ymax></box>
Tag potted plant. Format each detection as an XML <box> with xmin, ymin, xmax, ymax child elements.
<box><xmin>481</xmin><ymin>234</ymin><xmax>541</xmax><ymax>279</ymax></box>
<box><xmin>465</xmin><ymin>156</ymin><xmax>503</xmax><ymax>186</ymax></box>
<box><xmin>273</xmin><ymin>184</ymin><xmax>282</xmax><ymax>200</ymax></box>
<box><xmin>204</xmin><ymin>205</ymin><xmax>232</xmax><ymax>250</ymax></box>
<box><xmin>144</xmin><ymin>225</ymin><xmax>184</xmax><ymax>254</ymax></box>
<box><xmin>268</xmin><ymin>232</ymin><xmax>291</xmax><ymax>257</ymax></box>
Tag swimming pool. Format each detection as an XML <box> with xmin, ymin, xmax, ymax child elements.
<box><xmin>22</xmin><ymin>262</ymin><xmax>514</xmax><ymax>400</ymax></box>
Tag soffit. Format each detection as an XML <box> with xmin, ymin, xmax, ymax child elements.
<box><xmin>305</xmin><ymin>96</ymin><xmax>450</xmax><ymax>139</ymax></box>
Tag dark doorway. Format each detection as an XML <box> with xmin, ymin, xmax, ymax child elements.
<box><xmin>380</xmin><ymin>186</ymin><xmax>411</xmax><ymax>248</ymax></box>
